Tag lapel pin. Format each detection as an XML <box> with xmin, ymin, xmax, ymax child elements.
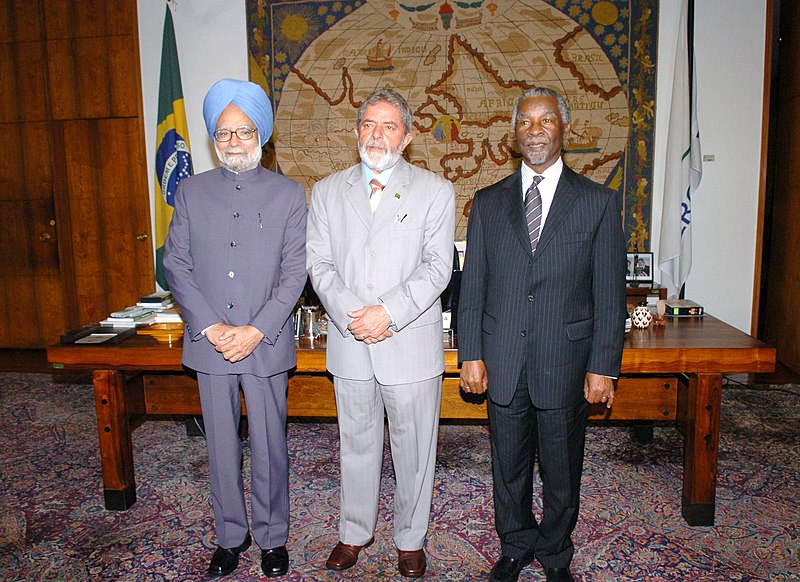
<box><xmin>394</xmin><ymin>193</ymin><xmax>401</xmax><ymax>199</ymax></box>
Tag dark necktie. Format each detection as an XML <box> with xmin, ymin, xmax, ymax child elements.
<box><xmin>525</xmin><ymin>175</ymin><xmax>544</xmax><ymax>252</ymax></box>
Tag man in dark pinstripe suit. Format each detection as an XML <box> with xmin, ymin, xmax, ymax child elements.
<box><xmin>458</xmin><ymin>88</ymin><xmax>627</xmax><ymax>582</ymax></box>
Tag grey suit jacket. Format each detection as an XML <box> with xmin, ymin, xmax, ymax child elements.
<box><xmin>306</xmin><ymin>159</ymin><xmax>455</xmax><ymax>385</ymax></box>
<box><xmin>458</xmin><ymin>164</ymin><xmax>627</xmax><ymax>408</ymax></box>
<box><xmin>163</xmin><ymin>165</ymin><xmax>307</xmax><ymax>376</ymax></box>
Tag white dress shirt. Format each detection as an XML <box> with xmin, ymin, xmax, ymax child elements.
<box><xmin>520</xmin><ymin>157</ymin><xmax>564</xmax><ymax>230</ymax></box>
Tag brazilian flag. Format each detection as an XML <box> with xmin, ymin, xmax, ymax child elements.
<box><xmin>154</xmin><ymin>3</ymin><xmax>192</xmax><ymax>290</ymax></box>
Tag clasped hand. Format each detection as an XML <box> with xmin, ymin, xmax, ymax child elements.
<box><xmin>205</xmin><ymin>324</ymin><xmax>264</xmax><ymax>362</ymax></box>
<box><xmin>347</xmin><ymin>305</ymin><xmax>392</xmax><ymax>344</ymax></box>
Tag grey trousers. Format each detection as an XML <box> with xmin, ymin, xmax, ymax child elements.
<box><xmin>197</xmin><ymin>372</ymin><xmax>289</xmax><ymax>550</ymax></box>
<box><xmin>333</xmin><ymin>375</ymin><xmax>442</xmax><ymax>551</ymax></box>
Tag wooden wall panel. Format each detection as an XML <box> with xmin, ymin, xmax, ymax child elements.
<box><xmin>0</xmin><ymin>197</ymin><xmax>63</xmax><ymax>347</ymax></box>
<box><xmin>0</xmin><ymin>200</ymin><xmax>58</xmax><ymax>275</ymax></box>
<box><xmin>0</xmin><ymin>123</ymin><xmax>53</xmax><ymax>199</ymax></box>
<box><xmin>47</xmin><ymin>34</ymin><xmax>140</xmax><ymax>120</ymax></box>
<box><xmin>0</xmin><ymin>0</ymin><xmax>151</xmax><ymax>348</ymax></box>
<box><xmin>43</xmin><ymin>0</ymin><xmax>136</xmax><ymax>39</ymax></box>
<box><xmin>0</xmin><ymin>41</ymin><xmax>48</xmax><ymax>123</ymax></box>
<box><xmin>62</xmin><ymin>118</ymin><xmax>153</xmax><ymax>324</ymax></box>
<box><xmin>0</xmin><ymin>0</ymin><xmax>43</xmax><ymax>42</ymax></box>
<box><xmin>0</xmin><ymin>275</ymin><xmax>66</xmax><ymax>346</ymax></box>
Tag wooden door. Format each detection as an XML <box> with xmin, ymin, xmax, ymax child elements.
<box><xmin>762</xmin><ymin>0</ymin><xmax>800</xmax><ymax>372</ymax></box>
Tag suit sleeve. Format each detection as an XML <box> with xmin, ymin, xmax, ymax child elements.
<box><xmin>378</xmin><ymin>179</ymin><xmax>455</xmax><ymax>330</ymax></box>
<box><xmin>306</xmin><ymin>181</ymin><xmax>365</xmax><ymax>336</ymax></box>
<box><xmin>456</xmin><ymin>192</ymin><xmax>487</xmax><ymax>363</ymax></box>
<box><xmin>250</xmin><ymin>183</ymin><xmax>308</xmax><ymax>344</ymax></box>
<box><xmin>587</xmin><ymin>188</ymin><xmax>627</xmax><ymax>377</ymax></box>
<box><xmin>163</xmin><ymin>181</ymin><xmax>225</xmax><ymax>341</ymax></box>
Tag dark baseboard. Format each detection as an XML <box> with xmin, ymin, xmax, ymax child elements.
<box><xmin>0</xmin><ymin>349</ymin><xmax>61</xmax><ymax>374</ymax></box>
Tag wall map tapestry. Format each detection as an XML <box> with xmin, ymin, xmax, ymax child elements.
<box><xmin>247</xmin><ymin>0</ymin><xmax>657</xmax><ymax>246</ymax></box>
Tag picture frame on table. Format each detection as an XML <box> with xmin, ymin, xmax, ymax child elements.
<box><xmin>626</xmin><ymin>252</ymin><xmax>654</xmax><ymax>283</ymax></box>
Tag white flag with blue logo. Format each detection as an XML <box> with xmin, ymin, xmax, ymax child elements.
<box><xmin>659</xmin><ymin>0</ymin><xmax>702</xmax><ymax>297</ymax></box>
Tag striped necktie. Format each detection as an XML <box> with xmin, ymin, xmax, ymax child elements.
<box><xmin>525</xmin><ymin>175</ymin><xmax>544</xmax><ymax>252</ymax></box>
<box><xmin>369</xmin><ymin>178</ymin><xmax>383</xmax><ymax>213</ymax></box>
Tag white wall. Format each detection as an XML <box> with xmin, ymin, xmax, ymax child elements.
<box><xmin>137</xmin><ymin>0</ymin><xmax>248</xmax><ymax>198</ymax></box>
<box><xmin>651</xmin><ymin>0</ymin><xmax>766</xmax><ymax>332</ymax></box>
<box><xmin>690</xmin><ymin>0</ymin><xmax>766</xmax><ymax>332</ymax></box>
<box><xmin>138</xmin><ymin>0</ymin><xmax>767</xmax><ymax>333</ymax></box>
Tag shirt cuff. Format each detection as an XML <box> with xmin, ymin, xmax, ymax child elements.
<box><xmin>379</xmin><ymin>301</ymin><xmax>397</xmax><ymax>330</ymax></box>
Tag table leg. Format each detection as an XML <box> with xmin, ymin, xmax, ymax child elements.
<box><xmin>681</xmin><ymin>373</ymin><xmax>721</xmax><ymax>526</ymax></box>
<box><xmin>93</xmin><ymin>369</ymin><xmax>137</xmax><ymax>510</ymax></box>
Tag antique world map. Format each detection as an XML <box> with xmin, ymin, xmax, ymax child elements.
<box><xmin>247</xmin><ymin>0</ymin><xmax>657</xmax><ymax>245</ymax></box>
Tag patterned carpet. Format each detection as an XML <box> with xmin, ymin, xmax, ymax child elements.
<box><xmin>0</xmin><ymin>373</ymin><xmax>797</xmax><ymax>581</ymax></box>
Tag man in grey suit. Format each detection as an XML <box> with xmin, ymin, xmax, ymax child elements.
<box><xmin>164</xmin><ymin>79</ymin><xmax>307</xmax><ymax>578</ymax></box>
<box><xmin>306</xmin><ymin>88</ymin><xmax>455</xmax><ymax>578</ymax></box>
<box><xmin>459</xmin><ymin>88</ymin><xmax>627</xmax><ymax>582</ymax></box>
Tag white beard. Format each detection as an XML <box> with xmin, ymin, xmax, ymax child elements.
<box><xmin>358</xmin><ymin>139</ymin><xmax>403</xmax><ymax>172</ymax></box>
<box><xmin>215</xmin><ymin>143</ymin><xmax>263</xmax><ymax>173</ymax></box>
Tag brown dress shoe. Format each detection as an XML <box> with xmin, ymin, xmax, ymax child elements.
<box><xmin>398</xmin><ymin>549</ymin><xmax>426</xmax><ymax>578</ymax></box>
<box><xmin>325</xmin><ymin>538</ymin><xmax>374</xmax><ymax>571</ymax></box>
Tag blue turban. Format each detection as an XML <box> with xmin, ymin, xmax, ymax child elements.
<box><xmin>202</xmin><ymin>79</ymin><xmax>273</xmax><ymax>146</ymax></box>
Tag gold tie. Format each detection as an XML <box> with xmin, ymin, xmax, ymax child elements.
<box><xmin>369</xmin><ymin>178</ymin><xmax>383</xmax><ymax>213</ymax></box>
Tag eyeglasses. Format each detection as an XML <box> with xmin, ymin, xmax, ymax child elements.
<box><xmin>213</xmin><ymin>126</ymin><xmax>257</xmax><ymax>142</ymax></box>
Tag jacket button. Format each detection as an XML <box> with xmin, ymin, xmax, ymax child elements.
<box><xmin>230</xmin><ymin>241</ymin><xmax>237</xmax><ymax>247</ymax></box>
<box><xmin>528</xmin><ymin>261</ymin><xmax>532</xmax><ymax>267</ymax></box>
<box><xmin>228</xmin><ymin>271</ymin><xmax>235</xmax><ymax>278</ymax></box>
<box><xmin>226</xmin><ymin>302</ymin><xmax>234</xmax><ymax>309</ymax></box>
<box><xmin>528</xmin><ymin>294</ymin><xmax>534</xmax><ymax>302</ymax></box>
<box><xmin>520</xmin><ymin>330</ymin><xmax>527</xmax><ymax>337</ymax></box>
<box><xmin>233</xmin><ymin>212</ymin><xmax>239</xmax><ymax>218</ymax></box>
<box><xmin>235</xmin><ymin>184</ymin><xmax>242</xmax><ymax>190</ymax></box>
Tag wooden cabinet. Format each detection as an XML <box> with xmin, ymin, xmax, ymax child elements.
<box><xmin>0</xmin><ymin>0</ymin><xmax>153</xmax><ymax>347</ymax></box>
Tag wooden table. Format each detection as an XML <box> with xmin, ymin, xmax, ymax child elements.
<box><xmin>47</xmin><ymin>315</ymin><xmax>775</xmax><ymax>526</ymax></box>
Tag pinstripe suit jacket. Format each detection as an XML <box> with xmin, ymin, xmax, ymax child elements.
<box><xmin>458</xmin><ymin>164</ymin><xmax>626</xmax><ymax>408</ymax></box>
<box><xmin>306</xmin><ymin>159</ymin><xmax>455</xmax><ymax>385</ymax></box>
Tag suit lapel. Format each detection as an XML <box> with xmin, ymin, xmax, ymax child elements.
<box><xmin>534</xmin><ymin>166</ymin><xmax>581</xmax><ymax>260</ymax></box>
<box><xmin>498</xmin><ymin>170</ymin><xmax>533</xmax><ymax>258</ymax></box>
<box><xmin>344</xmin><ymin>165</ymin><xmax>373</xmax><ymax>230</ymax></box>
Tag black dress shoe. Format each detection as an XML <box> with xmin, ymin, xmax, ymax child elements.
<box><xmin>545</xmin><ymin>567</ymin><xmax>573</xmax><ymax>581</ymax></box>
<box><xmin>207</xmin><ymin>533</ymin><xmax>252</xmax><ymax>578</ymax></box>
<box><xmin>261</xmin><ymin>546</ymin><xmax>289</xmax><ymax>577</ymax></box>
<box><xmin>489</xmin><ymin>551</ymin><xmax>535</xmax><ymax>582</ymax></box>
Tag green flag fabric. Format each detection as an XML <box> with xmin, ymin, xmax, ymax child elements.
<box><xmin>154</xmin><ymin>3</ymin><xmax>193</xmax><ymax>290</ymax></box>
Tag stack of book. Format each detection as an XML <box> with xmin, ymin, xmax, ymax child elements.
<box><xmin>137</xmin><ymin>291</ymin><xmax>176</xmax><ymax>311</ymax></box>
<box><xmin>154</xmin><ymin>307</ymin><xmax>182</xmax><ymax>324</ymax></box>
<box><xmin>665</xmin><ymin>299</ymin><xmax>704</xmax><ymax>317</ymax></box>
<box><xmin>100</xmin><ymin>306</ymin><xmax>156</xmax><ymax>328</ymax></box>
<box><xmin>100</xmin><ymin>292</ymin><xmax>183</xmax><ymax>329</ymax></box>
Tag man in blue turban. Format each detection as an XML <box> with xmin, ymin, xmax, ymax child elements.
<box><xmin>164</xmin><ymin>78</ymin><xmax>307</xmax><ymax>578</ymax></box>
